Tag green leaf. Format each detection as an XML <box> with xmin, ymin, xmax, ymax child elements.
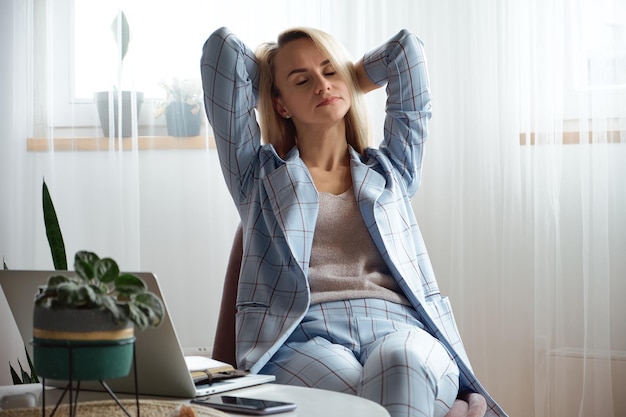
<box><xmin>77</xmin><ymin>285</ymin><xmax>98</xmax><ymax>306</ymax></box>
<box><xmin>75</xmin><ymin>260</ymin><xmax>94</xmax><ymax>281</ymax></box>
<box><xmin>25</xmin><ymin>346</ymin><xmax>39</xmax><ymax>383</ymax></box>
<box><xmin>35</xmin><ymin>276</ymin><xmax>71</xmax><ymax>306</ymax></box>
<box><xmin>42</xmin><ymin>179</ymin><xmax>67</xmax><ymax>270</ymax></box>
<box><xmin>89</xmin><ymin>282</ymin><xmax>107</xmax><ymax>295</ymax></box>
<box><xmin>10</xmin><ymin>363</ymin><xmax>22</xmax><ymax>384</ymax></box>
<box><xmin>114</xmin><ymin>273</ymin><xmax>146</xmax><ymax>295</ymax></box>
<box><xmin>18</xmin><ymin>360</ymin><xmax>30</xmax><ymax>384</ymax></box>
<box><xmin>111</xmin><ymin>10</ymin><xmax>130</xmax><ymax>62</ymax></box>
<box><xmin>34</xmin><ymin>286</ymin><xmax>57</xmax><ymax>307</ymax></box>
<box><xmin>46</xmin><ymin>275</ymin><xmax>70</xmax><ymax>287</ymax></box>
<box><xmin>75</xmin><ymin>251</ymin><xmax>99</xmax><ymax>266</ymax></box>
<box><xmin>94</xmin><ymin>258</ymin><xmax>120</xmax><ymax>283</ymax></box>
<box><xmin>127</xmin><ymin>303</ymin><xmax>149</xmax><ymax>330</ymax></box>
<box><xmin>101</xmin><ymin>297</ymin><xmax>125</xmax><ymax>323</ymax></box>
<box><xmin>133</xmin><ymin>292</ymin><xmax>164</xmax><ymax>327</ymax></box>
<box><xmin>74</xmin><ymin>251</ymin><xmax>99</xmax><ymax>280</ymax></box>
<box><xmin>54</xmin><ymin>281</ymin><xmax>81</xmax><ymax>306</ymax></box>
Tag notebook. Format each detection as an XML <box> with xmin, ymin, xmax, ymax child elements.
<box><xmin>0</xmin><ymin>270</ymin><xmax>275</xmax><ymax>397</ymax></box>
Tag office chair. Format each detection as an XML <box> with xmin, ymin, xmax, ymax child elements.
<box><xmin>211</xmin><ymin>224</ymin><xmax>242</xmax><ymax>367</ymax></box>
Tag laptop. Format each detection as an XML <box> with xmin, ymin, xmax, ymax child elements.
<box><xmin>0</xmin><ymin>270</ymin><xmax>275</xmax><ymax>398</ymax></box>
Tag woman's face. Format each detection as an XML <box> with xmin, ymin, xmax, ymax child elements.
<box><xmin>272</xmin><ymin>38</ymin><xmax>351</xmax><ymax>131</ymax></box>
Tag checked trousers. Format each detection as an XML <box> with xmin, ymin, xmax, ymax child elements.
<box><xmin>260</xmin><ymin>298</ymin><xmax>460</xmax><ymax>417</ymax></box>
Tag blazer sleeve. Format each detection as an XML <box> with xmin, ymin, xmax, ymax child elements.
<box><xmin>200</xmin><ymin>27</ymin><xmax>261</xmax><ymax>200</ymax></box>
<box><xmin>361</xmin><ymin>29</ymin><xmax>432</xmax><ymax>197</ymax></box>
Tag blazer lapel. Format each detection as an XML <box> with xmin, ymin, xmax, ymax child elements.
<box><xmin>262</xmin><ymin>148</ymin><xmax>319</xmax><ymax>272</ymax></box>
<box><xmin>350</xmin><ymin>149</ymin><xmax>427</xmax><ymax>304</ymax></box>
<box><xmin>351</xmin><ymin>158</ymin><xmax>385</xmax><ymax>227</ymax></box>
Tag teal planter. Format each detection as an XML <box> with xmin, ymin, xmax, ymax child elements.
<box><xmin>33</xmin><ymin>307</ymin><xmax>135</xmax><ymax>381</ymax></box>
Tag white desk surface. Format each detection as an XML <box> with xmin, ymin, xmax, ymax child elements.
<box><xmin>212</xmin><ymin>383</ymin><xmax>389</xmax><ymax>417</ymax></box>
<box><xmin>0</xmin><ymin>383</ymin><xmax>390</xmax><ymax>417</ymax></box>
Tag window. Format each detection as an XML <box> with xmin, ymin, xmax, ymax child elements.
<box><xmin>73</xmin><ymin>2</ymin><xmax>204</xmax><ymax>99</ymax></box>
<box><xmin>574</xmin><ymin>0</ymin><xmax>626</xmax><ymax>90</ymax></box>
<box><xmin>563</xmin><ymin>0</ymin><xmax>626</xmax><ymax>123</ymax></box>
<box><xmin>42</xmin><ymin>0</ymin><xmax>304</xmax><ymax>132</ymax></box>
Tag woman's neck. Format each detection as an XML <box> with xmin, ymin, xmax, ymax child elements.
<box><xmin>296</xmin><ymin>122</ymin><xmax>348</xmax><ymax>170</ymax></box>
<box><xmin>296</xmin><ymin>125</ymin><xmax>352</xmax><ymax>195</ymax></box>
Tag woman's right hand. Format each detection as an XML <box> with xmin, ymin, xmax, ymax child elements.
<box><xmin>445</xmin><ymin>393</ymin><xmax>488</xmax><ymax>417</ymax></box>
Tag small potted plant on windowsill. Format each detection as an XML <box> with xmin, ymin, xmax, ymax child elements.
<box><xmin>32</xmin><ymin>251</ymin><xmax>164</xmax><ymax>381</ymax></box>
<box><xmin>154</xmin><ymin>78</ymin><xmax>202</xmax><ymax>137</ymax></box>
<box><xmin>95</xmin><ymin>10</ymin><xmax>144</xmax><ymax>138</ymax></box>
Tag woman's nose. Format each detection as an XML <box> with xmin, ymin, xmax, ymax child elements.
<box><xmin>314</xmin><ymin>75</ymin><xmax>331</xmax><ymax>94</ymax></box>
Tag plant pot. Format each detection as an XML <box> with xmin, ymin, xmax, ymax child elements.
<box><xmin>32</xmin><ymin>306</ymin><xmax>135</xmax><ymax>381</ymax></box>
<box><xmin>165</xmin><ymin>101</ymin><xmax>201</xmax><ymax>137</ymax></box>
<box><xmin>95</xmin><ymin>91</ymin><xmax>144</xmax><ymax>137</ymax></box>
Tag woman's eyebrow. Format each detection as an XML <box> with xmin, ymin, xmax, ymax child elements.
<box><xmin>287</xmin><ymin>59</ymin><xmax>331</xmax><ymax>78</ymax></box>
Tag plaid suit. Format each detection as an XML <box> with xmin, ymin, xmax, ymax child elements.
<box><xmin>201</xmin><ymin>27</ymin><xmax>506</xmax><ymax>417</ymax></box>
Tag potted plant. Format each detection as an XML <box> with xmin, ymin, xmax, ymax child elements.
<box><xmin>154</xmin><ymin>78</ymin><xmax>202</xmax><ymax>137</ymax></box>
<box><xmin>95</xmin><ymin>10</ymin><xmax>144</xmax><ymax>138</ymax></box>
<box><xmin>32</xmin><ymin>251</ymin><xmax>164</xmax><ymax>381</ymax></box>
<box><xmin>6</xmin><ymin>180</ymin><xmax>163</xmax><ymax>384</ymax></box>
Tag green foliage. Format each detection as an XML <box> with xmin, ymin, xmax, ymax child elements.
<box><xmin>9</xmin><ymin>347</ymin><xmax>38</xmax><ymax>384</ymax></box>
<box><xmin>9</xmin><ymin>180</ymin><xmax>163</xmax><ymax>385</ymax></box>
<box><xmin>9</xmin><ymin>363</ymin><xmax>20</xmax><ymax>384</ymax></box>
<box><xmin>7</xmin><ymin>180</ymin><xmax>61</xmax><ymax>384</ymax></box>
<box><xmin>42</xmin><ymin>179</ymin><xmax>67</xmax><ymax>270</ymax></box>
<box><xmin>3</xmin><ymin>179</ymin><xmax>65</xmax><ymax>271</ymax></box>
<box><xmin>35</xmin><ymin>251</ymin><xmax>164</xmax><ymax>330</ymax></box>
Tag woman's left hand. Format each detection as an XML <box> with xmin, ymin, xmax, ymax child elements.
<box><xmin>354</xmin><ymin>60</ymin><xmax>380</xmax><ymax>94</ymax></box>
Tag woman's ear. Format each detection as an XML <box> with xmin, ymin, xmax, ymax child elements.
<box><xmin>273</xmin><ymin>97</ymin><xmax>291</xmax><ymax>119</ymax></box>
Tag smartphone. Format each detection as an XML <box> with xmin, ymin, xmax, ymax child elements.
<box><xmin>191</xmin><ymin>395</ymin><xmax>297</xmax><ymax>415</ymax></box>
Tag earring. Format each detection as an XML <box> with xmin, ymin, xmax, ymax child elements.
<box><xmin>283</xmin><ymin>114</ymin><xmax>291</xmax><ymax>119</ymax></box>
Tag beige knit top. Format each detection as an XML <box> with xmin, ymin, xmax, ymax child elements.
<box><xmin>308</xmin><ymin>187</ymin><xmax>410</xmax><ymax>306</ymax></box>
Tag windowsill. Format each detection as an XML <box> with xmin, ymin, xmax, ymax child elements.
<box><xmin>26</xmin><ymin>136</ymin><xmax>216</xmax><ymax>152</ymax></box>
<box><xmin>27</xmin><ymin>131</ymin><xmax>622</xmax><ymax>151</ymax></box>
<box><xmin>519</xmin><ymin>130</ymin><xmax>622</xmax><ymax>145</ymax></box>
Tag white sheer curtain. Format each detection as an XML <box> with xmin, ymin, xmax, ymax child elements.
<box><xmin>410</xmin><ymin>2</ymin><xmax>625</xmax><ymax>417</ymax></box>
<box><xmin>1</xmin><ymin>1</ymin><xmax>624</xmax><ymax>416</ymax></box>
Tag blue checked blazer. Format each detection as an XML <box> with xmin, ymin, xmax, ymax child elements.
<box><xmin>201</xmin><ymin>27</ymin><xmax>506</xmax><ymax>417</ymax></box>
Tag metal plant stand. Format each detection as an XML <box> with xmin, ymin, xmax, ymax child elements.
<box><xmin>33</xmin><ymin>339</ymin><xmax>140</xmax><ymax>417</ymax></box>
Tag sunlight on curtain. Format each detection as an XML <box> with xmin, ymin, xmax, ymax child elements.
<box><xmin>1</xmin><ymin>1</ymin><xmax>624</xmax><ymax>416</ymax></box>
<box><xmin>518</xmin><ymin>2</ymin><xmax>625</xmax><ymax>417</ymax></box>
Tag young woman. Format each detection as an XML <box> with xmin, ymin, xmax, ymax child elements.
<box><xmin>201</xmin><ymin>26</ymin><xmax>506</xmax><ymax>417</ymax></box>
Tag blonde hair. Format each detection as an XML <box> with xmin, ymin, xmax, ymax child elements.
<box><xmin>255</xmin><ymin>27</ymin><xmax>370</xmax><ymax>157</ymax></box>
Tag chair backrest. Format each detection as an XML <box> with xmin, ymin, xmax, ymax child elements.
<box><xmin>211</xmin><ymin>224</ymin><xmax>243</xmax><ymax>367</ymax></box>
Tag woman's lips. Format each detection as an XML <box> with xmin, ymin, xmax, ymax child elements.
<box><xmin>317</xmin><ymin>96</ymin><xmax>341</xmax><ymax>107</ymax></box>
